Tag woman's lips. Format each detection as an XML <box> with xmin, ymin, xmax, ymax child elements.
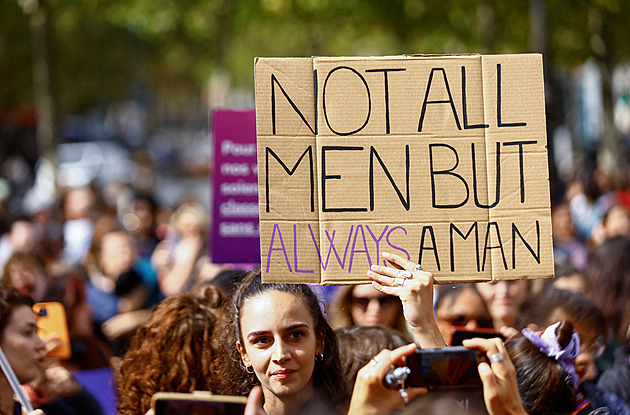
<box><xmin>272</xmin><ymin>369</ymin><xmax>296</xmax><ymax>380</ymax></box>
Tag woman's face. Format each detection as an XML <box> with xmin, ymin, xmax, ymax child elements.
<box><xmin>0</xmin><ymin>305</ymin><xmax>45</xmax><ymax>383</ymax></box>
<box><xmin>349</xmin><ymin>284</ymin><xmax>402</xmax><ymax>328</ymax></box>
<box><xmin>237</xmin><ymin>291</ymin><xmax>323</xmax><ymax>404</ymax></box>
<box><xmin>435</xmin><ymin>288</ymin><xmax>493</xmax><ymax>343</ymax></box>
<box><xmin>476</xmin><ymin>280</ymin><xmax>529</xmax><ymax>328</ymax></box>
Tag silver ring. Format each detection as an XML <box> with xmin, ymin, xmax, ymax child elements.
<box><xmin>400</xmin><ymin>270</ymin><xmax>412</xmax><ymax>279</ymax></box>
<box><xmin>370</xmin><ymin>356</ymin><xmax>380</xmax><ymax>366</ymax></box>
<box><xmin>489</xmin><ymin>352</ymin><xmax>504</xmax><ymax>363</ymax></box>
<box><xmin>412</xmin><ymin>264</ymin><xmax>422</xmax><ymax>272</ymax></box>
<box><xmin>399</xmin><ymin>388</ymin><xmax>409</xmax><ymax>405</ymax></box>
<box><xmin>396</xmin><ymin>278</ymin><xmax>405</xmax><ymax>287</ymax></box>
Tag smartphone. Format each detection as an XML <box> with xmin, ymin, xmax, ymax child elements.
<box><xmin>449</xmin><ymin>326</ymin><xmax>505</xmax><ymax>346</ymax></box>
<box><xmin>152</xmin><ymin>392</ymin><xmax>247</xmax><ymax>415</ymax></box>
<box><xmin>32</xmin><ymin>302</ymin><xmax>72</xmax><ymax>360</ymax></box>
<box><xmin>404</xmin><ymin>346</ymin><xmax>485</xmax><ymax>390</ymax></box>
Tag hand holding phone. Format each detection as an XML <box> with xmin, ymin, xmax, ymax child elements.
<box><xmin>33</xmin><ymin>302</ymin><xmax>71</xmax><ymax>360</ymax></box>
<box><xmin>404</xmin><ymin>346</ymin><xmax>486</xmax><ymax>390</ymax></box>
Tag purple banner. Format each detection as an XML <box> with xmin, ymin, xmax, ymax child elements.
<box><xmin>210</xmin><ymin>109</ymin><xmax>260</xmax><ymax>264</ymax></box>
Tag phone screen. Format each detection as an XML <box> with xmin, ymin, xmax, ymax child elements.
<box><xmin>405</xmin><ymin>346</ymin><xmax>483</xmax><ymax>390</ymax></box>
<box><xmin>153</xmin><ymin>397</ymin><xmax>246</xmax><ymax>415</ymax></box>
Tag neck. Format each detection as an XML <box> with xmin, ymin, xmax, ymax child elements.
<box><xmin>262</xmin><ymin>383</ymin><xmax>314</xmax><ymax>415</ymax></box>
<box><xmin>0</xmin><ymin>373</ymin><xmax>16</xmax><ymax>415</ymax></box>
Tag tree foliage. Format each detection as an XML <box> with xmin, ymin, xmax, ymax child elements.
<box><xmin>1</xmin><ymin>0</ymin><xmax>629</xmax><ymax>116</ymax></box>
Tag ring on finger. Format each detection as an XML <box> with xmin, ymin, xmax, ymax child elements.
<box><xmin>489</xmin><ymin>352</ymin><xmax>504</xmax><ymax>363</ymax></box>
<box><xmin>399</xmin><ymin>389</ymin><xmax>409</xmax><ymax>405</ymax></box>
<box><xmin>412</xmin><ymin>263</ymin><xmax>422</xmax><ymax>272</ymax></box>
<box><xmin>399</xmin><ymin>270</ymin><xmax>412</xmax><ymax>279</ymax></box>
<box><xmin>396</xmin><ymin>278</ymin><xmax>405</xmax><ymax>287</ymax></box>
<box><xmin>370</xmin><ymin>356</ymin><xmax>380</xmax><ymax>366</ymax></box>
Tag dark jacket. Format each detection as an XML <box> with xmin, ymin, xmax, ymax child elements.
<box><xmin>598</xmin><ymin>345</ymin><xmax>630</xmax><ymax>405</ymax></box>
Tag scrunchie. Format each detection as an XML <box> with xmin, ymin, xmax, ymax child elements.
<box><xmin>522</xmin><ymin>321</ymin><xmax>581</xmax><ymax>389</ymax></box>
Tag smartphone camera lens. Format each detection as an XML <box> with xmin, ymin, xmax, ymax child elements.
<box><xmin>37</xmin><ymin>308</ymin><xmax>47</xmax><ymax>317</ymax></box>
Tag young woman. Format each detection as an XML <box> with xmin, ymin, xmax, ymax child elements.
<box><xmin>225</xmin><ymin>270</ymin><xmax>348</xmax><ymax>415</ymax></box>
<box><xmin>434</xmin><ymin>284</ymin><xmax>494</xmax><ymax>344</ymax></box>
<box><xmin>328</xmin><ymin>284</ymin><xmax>412</xmax><ymax>341</ymax></box>
<box><xmin>0</xmin><ymin>286</ymin><xmax>46</xmax><ymax>415</ymax></box>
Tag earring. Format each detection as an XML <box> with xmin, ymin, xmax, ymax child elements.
<box><xmin>315</xmin><ymin>353</ymin><xmax>324</xmax><ymax>363</ymax></box>
<box><xmin>245</xmin><ymin>365</ymin><xmax>255</xmax><ymax>374</ymax></box>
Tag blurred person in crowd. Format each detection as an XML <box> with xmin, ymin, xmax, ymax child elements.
<box><xmin>194</xmin><ymin>268</ymin><xmax>248</xmax><ymax>299</ymax></box>
<box><xmin>598</xmin><ymin>329</ymin><xmax>630</xmax><ymax>406</ymax></box>
<box><xmin>116</xmin><ymin>288</ymin><xmax>224</xmax><ymax>415</ymax></box>
<box><xmin>552</xmin><ymin>202</ymin><xmax>589</xmax><ymax>271</ymax></box>
<box><xmin>476</xmin><ymin>279</ymin><xmax>530</xmax><ymax>330</ymax></box>
<box><xmin>40</xmin><ymin>267</ymin><xmax>113</xmax><ymax>371</ymax></box>
<box><xmin>0</xmin><ymin>218</ymin><xmax>37</xmax><ymax>271</ymax></box>
<box><xmin>151</xmin><ymin>202</ymin><xmax>212</xmax><ymax>296</ymax></box>
<box><xmin>335</xmin><ymin>325</ymin><xmax>408</xmax><ymax>393</ymax></box>
<box><xmin>566</xmin><ymin>167</ymin><xmax>616</xmax><ymax>241</ymax></box>
<box><xmin>549</xmin><ymin>259</ymin><xmax>590</xmax><ymax>296</ymax></box>
<box><xmin>328</xmin><ymin>284</ymin><xmax>412</xmax><ymax>341</ymax></box>
<box><xmin>434</xmin><ymin>284</ymin><xmax>494</xmax><ymax>344</ymax></box>
<box><xmin>62</xmin><ymin>187</ymin><xmax>95</xmax><ymax>266</ymax></box>
<box><xmin>517</xmin><ymin>288</ymin><xmax>630</xmax><ymax>414</ymax></box>
<box><xmin>122</xmin><ymin>193</ymin><xmax>160</xmax><ymax>260</ymax></box>
<box><xmin>85</xmin><ymin>230</ymin><xmax>161</xmax><ymax>354</ymax></box>
<box><xmin>0</xmin><ymin>286</ymin><xmax>46</xmax><ymax>415</ymax></box>
<box><xmin>585</xmin><ymin>236</ymin><xmax>630</xmax><ymax>360</ymax></box>
<box><xmin>217</xmin><ymin>270</ymin><xmax>349</xmax><ymax>415</ymax></box>
<box><xmin>2</xmin><ymin>252</ymin><xmax>46</xmax><ymax>302</ymax></box>
<box><xmin>591</xmin><ymin>204</ymin><xmax>630</xmax><ymax>246</ymax></box>
<box><xmin>29</xmin><ymin>206</ymin><xmax>65</xmax><ymax>272</ymax></box>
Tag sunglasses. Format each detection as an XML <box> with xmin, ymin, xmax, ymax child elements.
<box><xmin>350</xmin><ymin>296</ymin><xmax>399</xmax><ymax>310</ymax></box>
<box><xmin>441</xmin><ymin>315</ymin><xmax>495</xmax><ymax>329</ymax></box>
<box><xmin>581</xmin><ymin>335</ymin><xmax>606</xmax><ymax>358</ymax></box>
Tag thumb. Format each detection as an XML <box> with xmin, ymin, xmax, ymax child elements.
<box><xmin>245</xmin><ymin>386</ymin><xmax>266</xmax><ymax>415</ymax></box>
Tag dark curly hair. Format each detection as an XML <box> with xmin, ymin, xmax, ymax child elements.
<box><xmin>116</xmin><ymin>287</ymin><xmax>224</xmax><ymax>415</ymax></box>
<box><xmin>216</xmin><ymin>269</ymin><xmax>349</xmax><ymax>414</ymax></box>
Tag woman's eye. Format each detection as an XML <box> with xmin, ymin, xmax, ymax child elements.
<box><xmin>252</xmin><ymin>337</ymin><xmax>270</xmax><ymax>346</ymax></box>
<box><xmin>288</xmin><ymin>331</ymin><xmax>304</xmax><ymax>340</ymax></box>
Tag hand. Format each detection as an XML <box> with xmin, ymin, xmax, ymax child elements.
<box><xmin>348</xmin><ymin>343</ymin><xmax>427</xmax><ymax>415</ymax></box>
<box><xmin>244</xmin><ymin>386</ymin><xmax>266</xmax><ymax>415</ymax></box>
<box><xmin>102</xmin><ymin>309</ymin><xmax>151</xmax><ymax>340</ymax></box>
<box><xmin>367</xmin><ymin>252</ymin><xmax>446</xmax><ymax>348</ymax></box>
<box><xmin>462</xmin><ymin>337</ymin><xmax>527</xmax><ymax>415</ymax></box>
<box><xmin>44</xmin><ymin>365</ymin><xmax>81</xmax><ymax>397</ymax></box>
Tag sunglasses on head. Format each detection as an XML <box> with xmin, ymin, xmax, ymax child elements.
<box><xmin>350</xmin><ymin>296</ymin><xmax>398</xmax><ymax>310</ymax></box>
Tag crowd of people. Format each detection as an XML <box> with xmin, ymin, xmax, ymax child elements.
<box><xmin>0</xmin><ymin>155</ymin><xmax>630</xmax><ymax>415</ymax></box>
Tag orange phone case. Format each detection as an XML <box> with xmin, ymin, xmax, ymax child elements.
<box><xmin>32</xmin><ymin>302</ymin><xmax>72</xmax><ymax>360</ymax></box>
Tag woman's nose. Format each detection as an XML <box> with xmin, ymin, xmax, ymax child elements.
<box><xmin>272</xmin><ymin>340</ymin><xmax>291</xmax><ymax>363</ymax></box>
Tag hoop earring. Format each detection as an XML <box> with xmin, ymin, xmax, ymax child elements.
<box><xmin>315</xmin><ymin>353</ymin><xmax>324</xmax><ymax>363</ymax></box>
<box><xmin>245</xmin><ymin>365</ymin><xmax>255</xmax><ymax>374</ymax></box>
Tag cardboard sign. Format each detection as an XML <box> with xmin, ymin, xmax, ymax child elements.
<box><xmin>254</xmin><ymin>54</ymin><xmax>553</xmax><ymax>285</ymax></box>
<box><xmin>211</xmin><ymin>109</ymin><xmax>261</xmax><ymax>263</ymax></box>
